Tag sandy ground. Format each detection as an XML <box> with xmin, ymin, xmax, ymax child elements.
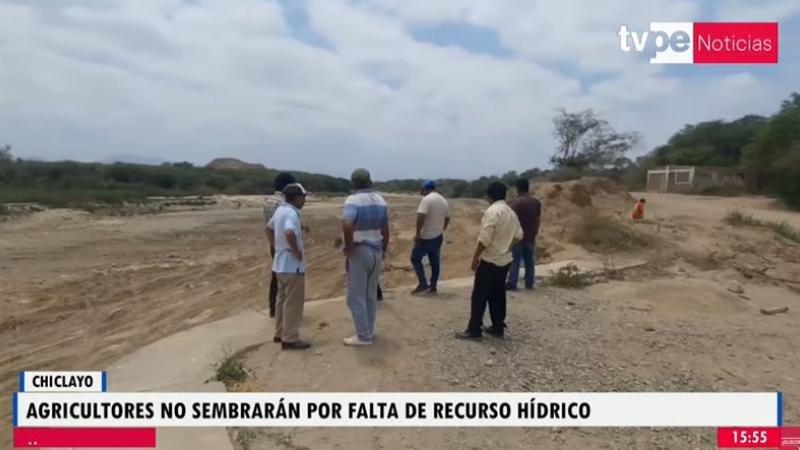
<box><xmin>633</xmin><ymin>191</ymin><xmax>800</xmax><ymax>229</ymax></box>
<box><xmin>236</xmin><ymin>191</ymin><xmax>800</xmax><ymax>450</ymax></box>
<box><xmin>236</xmin><ymin>281</ymin><xmax>798</xmax><ymax>450</ymax></box>
<box><xmin>0</xmin><ymin>194</ymin><xmax>491</xmax><ymax>446</ymax></box>
<box><xmin>1</xmin><ymin>189</ymin><xmax>799</xmax><ymax>449</ymax></box>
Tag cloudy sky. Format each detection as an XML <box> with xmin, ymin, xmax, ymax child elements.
<box><xmin>1</xmin><ymin>0</ymin><xmax>798</xmax><ymax>179</ymax></box>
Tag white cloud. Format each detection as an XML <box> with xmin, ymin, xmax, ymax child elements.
<box><xmin>713</xmin><ymin>0</ymin><xmax>800</xmax><ymax>21</ymax></box>
<box><xmin>0</xmin><ymin>0</ymin><xmax>797</xmax><ymax>178</ymax></box>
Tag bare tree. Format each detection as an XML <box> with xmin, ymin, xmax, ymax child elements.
<box><xmin>0</xmin><ymin>144</ymin><xmax>12</xmax><ymax>164</ymax></box>
<box><xmin>551</xmin><ymin>109</ymin><xmax>639</xmax><ymax>170</ymax></box>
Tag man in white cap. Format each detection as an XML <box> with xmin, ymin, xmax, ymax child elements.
<box><xmin>267</xmin><ymin>183</ymin><xmax>311</xmax><ymax>350</ymax></box>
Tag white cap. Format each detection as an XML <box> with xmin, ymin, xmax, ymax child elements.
<box><xmin>283</xmin><ymin>183</ymin><xmax>310</xmax><ymax>196</ymax></box>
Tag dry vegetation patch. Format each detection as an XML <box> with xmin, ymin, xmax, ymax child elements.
<box><xmin>725</xmin><ymin>209</ymin><xmax>800</xmax><ymax>243</ymax></box>
<box><xmin>571</xmin><ymin>209</ymin><xmax>657</xmax><ymax>253</ymax></box>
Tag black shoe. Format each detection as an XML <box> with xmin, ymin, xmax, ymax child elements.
<box><xmin>411</xmin><ymin>286</ymin><xmax>429</xmax><ymax>295</ymax></box>
<box><xmin>506</xmin><ymin>284</ymin><xmax>518</xmax><ymax>291</ymax></box>
<box><xmin>429</xmin><ymin>286</ymin><xmax>438</xmax><ymax>294</ymax></box>
<box><xmin>525</xmin><ymin>285</ymin><xmax>534</xmax><ymax>290</ymax></box>
<box><xmin>273</xmin><ymin>336</ymin><xmax>282</xmax><ymax>343</ymax></box>
<box><xmin>483</xmin><ymin>326</ymin><xmax>505</xmax><ymax>339</ymax></box>
<box><xmin>455</xmin><ymin>330</ymin><xmax>482</xmax><ymax>340</ymax></box>
<box><xmin>281</xmin><ymin>340</ymin><xmax>311</xmax><ymax>350</ymax></box>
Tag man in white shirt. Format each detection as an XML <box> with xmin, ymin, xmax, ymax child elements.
<box><xmin>264</xmin><ymin>172</ymin><xmax>296</xmax><ymax>318</ymax></box>
<box><xmin>267</xmin><ymin>183</ymin><xmax>311</xmax><ymax>350</ymax></box>
<box><xmin>456</xmin><ymin>181</ymin><xmax>522</xmax><ymax>341</ymax></box>
<box><xmin>411</xmin><ymin>180</ymin><xmax>450</xmax><ymax>294</ymax></box>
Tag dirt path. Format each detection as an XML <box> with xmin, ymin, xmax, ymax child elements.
<box><xmin>237</xmin><ymin>280</ymin><xmax>799</xmax><ymax>450</ymax></box>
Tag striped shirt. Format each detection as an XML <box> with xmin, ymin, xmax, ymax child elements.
<box><xmin>342</xmin><ymin>189</ymin><xmax>389</xmax><ymax>252</ymax></box>
<box><xmin>263</xmin><ymin>192</ymin><xmax>285</xmax><ymax>229</ymax></box>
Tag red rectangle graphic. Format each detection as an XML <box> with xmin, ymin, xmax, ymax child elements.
<box><xmin>717</xmin><ymin>427</ymin><xmax>781</xmax><ymax>448</ymax></box>
<box><xmin>14</xmin><ymin>428</ymin><xmax>156</xmax><ymax>448</ymax></box>
<box><xmin>781</xmin><ymin>427</ymin><xmax>800</xmax><ymax>450</ymax></box>
<box><xmin>693</xmin><ymin>22</ymin><xmax>778</xmax><ymax>64</ymax></box>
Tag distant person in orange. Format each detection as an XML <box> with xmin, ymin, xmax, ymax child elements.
<box><xmin>632</xmin><ymin>198</ymin><xmax>646</xmax><ymax>220</ymax></box>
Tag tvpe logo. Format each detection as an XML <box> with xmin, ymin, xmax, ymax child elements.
<box><xmin>618</xmin><ymin>22</ymin><xmax>778</xmax><ymax>64</ymax></box>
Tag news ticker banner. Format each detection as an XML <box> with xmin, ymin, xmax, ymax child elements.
<box><xmin>10</xmin><ymin>371</ymin><xmax>790</xmax><ymax>448</ymax></box>
<box><xmin>13</xmin><ymin>392</ymin><xmax>782</xmax><ymax>428</ymax></box>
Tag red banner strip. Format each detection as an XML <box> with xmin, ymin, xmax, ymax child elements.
<box><xmin>14</xmin><ymin>428</ymin><xmax>155</xmax><ymax>448</ymax></box>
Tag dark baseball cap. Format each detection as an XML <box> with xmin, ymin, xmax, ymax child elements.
<box><xmin>351</xmin><ymin>168</ymin><xmax>372</xmax><ymax>185</ymax></box>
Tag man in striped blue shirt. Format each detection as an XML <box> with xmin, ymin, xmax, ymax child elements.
<box><xmin>341</xmin><ymin>168</ymin><xmax>390</xmax><ymax>347</ymax></box>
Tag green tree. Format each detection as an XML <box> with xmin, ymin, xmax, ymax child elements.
<box><xmin>657</xmin><ymin>115</ymin><xmax>767</xmax><ymax>166</ymax></box>
<box><xmin>500</xmin><ymin>170</ymin><xmax>519</xmax><ymax>186</ymax></box>
<box><xmin>744</xmin><ymin>92</ymin><xmax>800</xmax><ymax>207</ymax></box>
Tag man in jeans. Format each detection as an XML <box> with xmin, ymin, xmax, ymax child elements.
<box><xmin>264</xmin><ymin>172</ymin><xmax>296</xmax><ymax>317</ymax></box>
<box><xmin>267</xmin><ymin>183</ymin><xmax>311</xmax><ymax>350</ymax></box>
<box><xmin>456</xmin><ymin>182</ymin><xmax>522</xmax><ymax>340</ymax></box>
<box><xmin>341</xmin><ymin>168</ymin><xmax>390</xmax><ymax>347</ymax></box>
<box><xmin>506</xmin><ymin>178</ymin><xmax>542</xmax><ymax>291</ymax></box>
<box><xmin>411</xmin><ymin>180</ymin><xmax>450</xmax><ymax>295</ymax></box>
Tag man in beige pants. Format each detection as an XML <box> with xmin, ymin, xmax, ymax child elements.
<box><xmin>267</xmin><ymin>183</ymin><xmax>311</xmax><ymax>350</ymax></box>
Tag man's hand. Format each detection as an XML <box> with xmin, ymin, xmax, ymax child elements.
<box><xmin>285</xmin><ymin>229</ymin><xmax>302</xmax><ymax>262</ymax></box>
<box><xmin>292</xmin><ymin>249</ymin><xmax>304</xmax><ymax>262</ymax></box>
<box><xmin>414</xmin><ymin>234</ymin><xmax>421</xmax><ymax>246</ymax></box>
<box><xmin>471</xmin><ymin>242</ymin><xmax>486</xmax><ymax>272</ymax></box>
<box><xmin>342</xmin><ymin>219</ymin><xmax>356</xmax><ymax>258</ymax></box>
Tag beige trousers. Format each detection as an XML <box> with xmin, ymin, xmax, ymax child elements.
<box><xmin>274</xmin><ymin>274</ymin><xmax>305</xmax><ymax>343</ymax></box>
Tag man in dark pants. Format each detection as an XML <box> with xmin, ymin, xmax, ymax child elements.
<box><xmin>264</xmin><ymin>172</ymin><xmax>296</xmax><ymax>317</ymax></box>
<box><xmin>456</xmin><ymin>182</ymin><xmax>522</xmax><ymax>340</ymax></box>
<box><xmin>506</xmin><ymin>178</ymin><xmax>541</xmax><ymax>291</ymax></box>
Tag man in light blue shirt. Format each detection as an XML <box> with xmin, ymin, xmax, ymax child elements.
<box><xmin>341</xmin><ymin>168</ymin><xmax>390</xmax><ymax>347</ymax></box>
<box><xmin>267</xmin><ymin>183</ymin><xmax>311</xmax><ymax>350</ymax></box>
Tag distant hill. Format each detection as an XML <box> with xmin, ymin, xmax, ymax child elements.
<box><xmin>0</xmin><ymin>157</ymin><xmax>352</xmax><ymax>207</ymax></box>
<box><xmin>206</xmin><ymin>158</ymin><xmax>267</xmax><ymax>172</ymax></box>
<box><xmin>101</xmin><ymin>154</ymin><xmax>168</xmax><ymax>166</ymax></box>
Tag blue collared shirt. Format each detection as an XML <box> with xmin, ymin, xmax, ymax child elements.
<box><xmin>268</xmin><ymin>204</ymin><xmax>305</xmax><ymax>274</ymax></box>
